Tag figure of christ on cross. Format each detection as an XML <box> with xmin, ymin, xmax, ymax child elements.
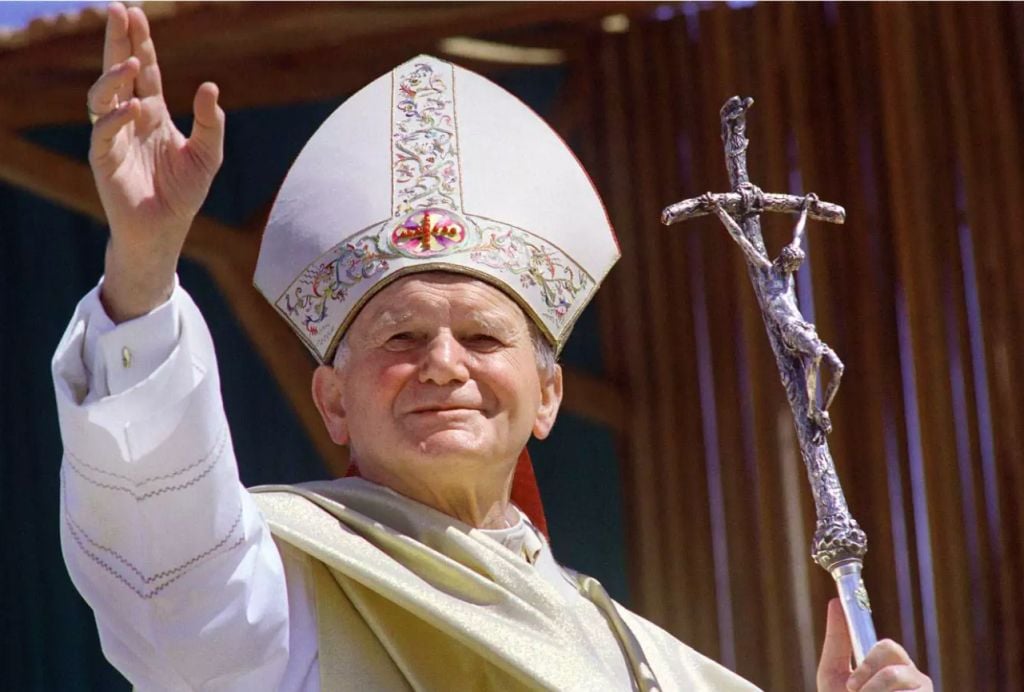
<box><xmin>703</xmin><ymin>188</ymin><xmax>844</xmax><ymax>440</ymax></box>
<box><xmin>662</xmin><ymin>95</ymin><xmax>884</xmax><ymax>667</ymax></box>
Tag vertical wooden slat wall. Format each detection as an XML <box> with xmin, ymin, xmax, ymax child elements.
<box><xmin>576</xmin><ymin>3</ymin><xmax>1023</xmax><ymax>689</ymax></box>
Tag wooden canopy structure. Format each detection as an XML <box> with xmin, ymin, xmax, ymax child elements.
<box><xmin>4</xmin><ymin>2</ymin><xmax>1023</xmax><ymax>690</ymax></box>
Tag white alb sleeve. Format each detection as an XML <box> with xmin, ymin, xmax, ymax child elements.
<box><xmin>54</xmin><ymin>282</ymin><xmax>292</xmax><ymax>691</ymax></box>
<box><xmin>78</xmin><ymin>278</ymin><xmax>180</xmax><ymax>401</ymax></box>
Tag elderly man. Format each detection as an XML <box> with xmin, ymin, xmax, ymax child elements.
<box><xmin>56</xmin><ymin>3</ymin><xmax>932</xmax><ymax>691</ymax></box>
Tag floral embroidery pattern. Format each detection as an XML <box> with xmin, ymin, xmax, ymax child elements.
<box><xmin>471</xmin><ymin>224</ymin><xmax>589</xmax><ymax>326</ymax></box>
<box><xmin>281</xmin><ymin>233</ymin><xmax>391</xmax><ymax>337</ymax></box>
<box><xmin>393</xmin><ymin>60</ymin><xmax>461</xmax><ymax>217</ymax></box>
<box><xmin>277</xmin><ymin>215</ymin><xmax>590</xmax><ymax>355</ymax></box>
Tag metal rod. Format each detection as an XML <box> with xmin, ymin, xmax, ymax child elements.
<box><xmin>831</xmin><ymin>560</ymin><xmax>878</xmax><ymax>665</ymax></box>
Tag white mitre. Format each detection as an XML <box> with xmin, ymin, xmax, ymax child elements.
<box><xmin>255</xmin><ymin>55</ymin><xmax>620</xmax><ymax>364</ymax></box>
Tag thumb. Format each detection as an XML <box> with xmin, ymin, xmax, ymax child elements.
<box><xmin>817</xmin><ymin>598</ymin><xmax>853</xmax><ymax>692</ymax></box>
<box><xmin>188</xmin><ymin>81</ymin><xmax>225</xmax><ymax>172</ymax></box>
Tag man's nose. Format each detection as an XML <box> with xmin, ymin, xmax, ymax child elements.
<box><xmin>418</xmin><ymin>332</ymin><xmax>469</xmax><ymax>385</ymax></box>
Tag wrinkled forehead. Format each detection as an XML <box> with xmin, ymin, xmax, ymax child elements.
<box><xmin>350</xmin><ymin>271</ymin><xmax>533</xmax><ymax>334</ymax></box>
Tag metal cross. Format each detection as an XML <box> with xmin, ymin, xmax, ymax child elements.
<box><xmin>662</xmin><ymin>96</ymin><xmax>878</xmax><ymax>664</ymax></box>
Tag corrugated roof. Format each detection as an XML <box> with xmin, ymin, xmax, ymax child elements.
<box><xmin>0</xmin><ymin>1</ymin><xmax>190</xmax><ymax>51</ymax></box>
<box><xmin>0</xmin><ymin>2</ymin><xmax>649</xmax><ymax>129</ymax></box>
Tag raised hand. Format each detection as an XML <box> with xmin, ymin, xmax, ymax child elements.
<box><xmin>88</xmin><ymin>2</ymin><xmax>224</xmax><ymax>322</ymax></box>
<box><xmin>817</xmin><ymin>599</ymin><xmax>933</xmax><ymax>691</ymax></box>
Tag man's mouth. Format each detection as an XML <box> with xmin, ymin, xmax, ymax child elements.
<box><xmin>409</xmin><ymin>406</ymin><xmax>479</xmax><ymax>414</ymax></box>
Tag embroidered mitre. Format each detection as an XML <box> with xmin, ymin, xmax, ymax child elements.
<box><xmin>254</xmin><ymin>55</ymin><xmax>619</xmax><ymax>363</ymax></box>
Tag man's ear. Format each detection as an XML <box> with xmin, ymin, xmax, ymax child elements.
<box><xmin>312</xmin><ymin>365</ymin><xmax>349</xmax><ymax>446</ymax></box>
<box><xmin>532</xmin><ymin>364</ymin><xmax>563</xmax><ymax>440</ymax></box>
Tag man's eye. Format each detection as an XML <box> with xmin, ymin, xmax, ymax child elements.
<box><xmin>465</xmin><ymin>334</ymin><xmax>502</xmax><ymax>349</ymax></box>
<box><xmin>384</xmin><ymin>332</ymin><xmax>418</xmax><ymax>349</ymax></box>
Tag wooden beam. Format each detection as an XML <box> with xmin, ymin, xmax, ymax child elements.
<box><xmin>0</xmin><ymin>129</ymin><xmax>251</xmax><ymax>262</ymax></box>
<box><xmin>560</xmin><ymin>367</ymin><xmax>627</xmax><ymax>433</ymax></box>
<box><xmin>0</xmin><ymin>2</ymin><xmax>647</xmax><ymax>71</ymax></box>
<box><xmin>0</xmin><ymin>129</ymin><xmax>347</xmax><ymax>476</ymax></box>
<box><xmin>0</xmin><ymin>128</ymin><xmax>105</xmax><ymax>220</ymax></box>
<box><xmin>196</xmin><ymin>253</ymin><xmax>351</xmax><ymax>478</ymax></box>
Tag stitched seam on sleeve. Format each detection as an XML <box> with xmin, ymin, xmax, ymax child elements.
<box><xmin>65</xmin><ymin>424</ymin><xmax>228</xmax><ymax>486</ymax></box>
<box><xmin>63</xmin><ymin>484</ymin><xmax>247</xmax><ymax>598</ymax></box>
<box><xmin>67</xmin><ymin>499</ymin><xmax>244</xmax><ymax>584</ymax></box>
<box><xmin>63</xmin><ymin>429</ymin><xmax>229</xmax><ymax>501</ymax></box>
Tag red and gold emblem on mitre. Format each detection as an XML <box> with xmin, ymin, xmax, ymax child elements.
<box><xmin>389</xmin><ymin>208</ymin><xmax>469</xmax><ymax>257</ymax></box>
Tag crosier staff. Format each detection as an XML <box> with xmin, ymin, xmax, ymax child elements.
<box><xmin>662</xmin><ymin>96</ymin><xmax>878</xmax><ymax>665</ymax></box>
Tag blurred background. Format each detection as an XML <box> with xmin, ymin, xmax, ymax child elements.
<box><xmin>2</xmin><ymin>2</ymin><xmax>1022</xmax><ymax>690</ymax></box>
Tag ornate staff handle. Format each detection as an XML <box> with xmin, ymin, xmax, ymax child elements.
<box><xmin>663</xmin><ymin>95</ymin><xmax>878</xmax><ymax>664</ymax></box>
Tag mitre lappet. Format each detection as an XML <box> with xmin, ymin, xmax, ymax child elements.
<box><xmin>254</xmin><ymin>54</ymin><xmax>620</xmax><ymax>365</ymax></box>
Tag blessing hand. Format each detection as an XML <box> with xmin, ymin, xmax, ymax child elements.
<box><xmin>817</xmin><ymin>599</ymin><xmax>932</xmax><ymax>691</ymax></box>
<box><xmin>88</xmin><ymin>2</ymin><xmax>224</xmax><ymax>322</ymax></box>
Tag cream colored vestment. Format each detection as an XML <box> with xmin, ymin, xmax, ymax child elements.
<box><xmin>252</xmin><ymin>480</ymin><xmax>760</xmax><ymax>692</ymax></box>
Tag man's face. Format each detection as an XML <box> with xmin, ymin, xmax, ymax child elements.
<box><xmin>315</xmin><ymin>273</ymin><xmax>562</xmax><ymax>487</ymax></box>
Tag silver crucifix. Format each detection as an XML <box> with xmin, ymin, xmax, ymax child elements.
<box><xmin>662</xmin><ymin>96</ymin><xmax>878</xmax><ymax>664</ymax></box>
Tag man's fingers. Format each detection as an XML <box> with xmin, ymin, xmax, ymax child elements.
<box><xmin>855</xmin><ymin>665</ymin><xmax>926</xmax><ymax>692</ymax></box>
<box><xmin>89</xmin><ymin>98</ymin><xmax>139</xmax><ymax>162</ymax></box>
<box><xmin>102</xmin><ymin>2</ymin><xmax>131</xmax><ymax>73</ymax></box>
<box><xmin>847</xmin><ymin>639</ymin><xmax>916</xmax><ymax>691</ymax></box>
<box><xmin>88</xmin><ymin>58</ymin><xmax>139</xmax><ymax>116</ymax></box>
<box><xmin>816</xmin><ymin>598</ymin><xmax>853</xmax><ymax>691</ymax></box>
<box><xmin>187</xmin><ymin>82</ymin><xmax>225</xmax><ymax>172</ymax></box>
<box><xmin>127</xmin><ymin>6</ymin><xmax>163</xmax><ymax>98</ymax></box>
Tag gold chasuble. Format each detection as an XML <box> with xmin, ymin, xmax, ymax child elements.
<box><xmin>250</xmin><ymin>478</ymin><xmax>759</xmax><ymax>691</ymax></box>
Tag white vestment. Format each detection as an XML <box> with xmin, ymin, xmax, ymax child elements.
<box><xmin>54</xmin><ymin>282</ymin><xmax>759</xmax><ymax>692</ymax></box>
